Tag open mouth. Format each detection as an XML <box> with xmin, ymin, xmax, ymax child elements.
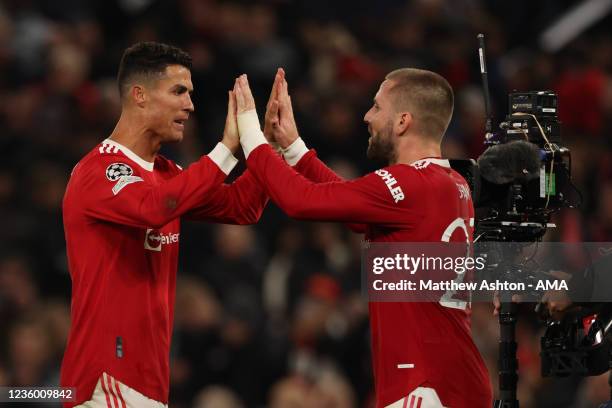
<box><xmin>173</xmin><ymin>119</ymin><xmax>186</xmax><ymax>129</ymax></box>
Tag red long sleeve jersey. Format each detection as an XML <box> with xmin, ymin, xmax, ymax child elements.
<box><xmin>249</xmin><ymin>145</ymin><xmax>492</xmax><ymax>408</ymax></box>
<box><xmin>61</xmin><ymin>140</ymin><xmax>267</xmax><ymax>406</ymax></box>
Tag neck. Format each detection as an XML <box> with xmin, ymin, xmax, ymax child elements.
<box><xmin>392</xmin><ymin>134</ymin><xmax>441</xmax><ymax>165</ymax></box>
<box><xmin>109</xmin><ymin>110</ymin><xmax>161</xmax><ymax>162</ymax></box>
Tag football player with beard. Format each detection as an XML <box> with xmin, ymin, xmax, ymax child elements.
<box><xmin>234</xmin><ymin>69</ymin><xmax>492</xmax><ymax>408</ymax></box>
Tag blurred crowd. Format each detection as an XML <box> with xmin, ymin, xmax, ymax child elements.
<box><xmin>0</xmin><ymin>0</ymin><xmax>611</xmax><ymax>407</ymax></box>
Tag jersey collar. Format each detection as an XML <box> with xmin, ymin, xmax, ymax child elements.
<box><xmin>410</xmin><ymin>157</ymin><xmax>451</xmax><ymax>168</ymax></box>
<box><xmin>102</xmin><ymin>139</ymin><xmax>154</xmax><ymax>172</ymax></box>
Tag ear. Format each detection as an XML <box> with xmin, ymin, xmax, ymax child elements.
<box><xmin>131</xmin><ymin>85</ymin><xmax>147</xmax><ymax>108</ymax></box>
<box><xmin>395</xmin><ymin>112</ymin><xmax>412</xmax><ymax>136</ymax></box>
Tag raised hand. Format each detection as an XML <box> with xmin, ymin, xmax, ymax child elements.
<box><xmin>264</xmin><ymin>69</ymin><xmax>283</xmax><ymax>144</ymax></box>
<box><xmin>275</xmin><ymin>71</ymin><xmax>300</xmax><ymax>149</ymax></box>
<box><xmin>233</xmin><ymin>74</ymin><xmax>256</xmax><ymax>114</ymax></box>
<box><xmin>233</xmin><ymin>74</ymin><xmax>268</xmax><ymax>156</ymax></box>
<box><xmin>264</xmin><ymin>68</ymin><xmax>300</xmax><ymax>149</ymax></box>
<box><xmin>221</xmin><ymin>90</ymin><xmax>239</xmax><ymax>154</ymax></box>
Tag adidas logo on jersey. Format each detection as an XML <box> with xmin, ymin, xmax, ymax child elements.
<box><xmin>144</xmin><ymin>229</ymin><xmax>180</xmax><ymax>252</ymax></box>
<box><xmin>99</xmin><ymin>143</ymin><xmax>120</xmax><ymax>154</ymax></box>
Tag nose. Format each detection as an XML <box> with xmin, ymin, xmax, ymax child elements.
<box><xmin>185</xmin><ymin>94</ymin><xmax>194</xmax><ymax>113</ymax></box>
<box><xmin>363</xmin><ymin>109</ymin><xmax>371</xmax><ymax>125</ymax></box>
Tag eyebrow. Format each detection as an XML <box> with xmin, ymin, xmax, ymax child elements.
<box><xmin>172</xmin><ymin>84</ymin><xmax>194</xmax><ymax>94</ymax></box>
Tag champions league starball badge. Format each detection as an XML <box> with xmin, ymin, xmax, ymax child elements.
<box><xmin>105</xmin><ymin>163</ymin><xmax>134</xmax><ymax>181</ymax></box>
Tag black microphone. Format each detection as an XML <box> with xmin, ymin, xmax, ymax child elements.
<box><xmin>477</xmin><ymin>140</ymin><xmax>541</xmax><ymax>185</ymax></box>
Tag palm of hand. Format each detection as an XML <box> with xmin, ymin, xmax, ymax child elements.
<box><xmin>234</xmin><ymin>75</ymin><xmax>256</xmax><ymax>113</ymax></box>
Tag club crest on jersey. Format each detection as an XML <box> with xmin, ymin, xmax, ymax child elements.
<box><xmin>106</xmin><ymin>163</ymin><xmax>133</xmax><ymax>181</ymax></box>
<box><xmin>375</xmin><ymin>169</ymin><xmax>405</xmax><ymax>203</ymax></box>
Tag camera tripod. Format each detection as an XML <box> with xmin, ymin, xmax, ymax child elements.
<box><xmin>493</xmin><ymin>296</ymin><xmax>519</xmax><ymax>408</ymax></box>
<box><xmin>477</xmin><ymin>241</ymin><xmax>531</xmax><ymax>408</ymax></box>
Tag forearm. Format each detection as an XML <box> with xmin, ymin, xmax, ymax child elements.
<box><xmin>86</xmin><ymin>144</ymin><xmax>237</xmax><ymax>228</ymax></box>
<box><xmin>284</xmin><ymin>139</ymin><xmax>366</xmax><ymax>233</ymax></box>
<box><xmin>285</xmin><ymin>139</ymin><xmax>342</xmax><ymax>183</ymax></box>
<box><xmin>185</xmin><ymin>169</ymin><xmax>268</xmax><ymax>225</ymax></box>
<box><xmin>239</xmin><ymin>111</ymin><xmax>377</xmax><ymax>226</ymax></box>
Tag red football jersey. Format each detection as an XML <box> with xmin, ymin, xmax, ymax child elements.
<box><xmin>61</xmin><ymin>139</ymin><xmax>267</xmax><ymax>406</ymax></box>
<box><xmin>250</xmin><ymin>145</ymin><xmax>492</xmax><ymax>408</ymax></box>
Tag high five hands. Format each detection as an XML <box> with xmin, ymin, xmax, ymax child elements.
<box><xmin>233</xmin><ymin>74</ymin><xmax>256</xmax><ymax>114</ymax></box>
<box><xmin>232</xmin><ymin>69</ymin><xmax>299</xmax><ymax>150</ymax></box>
<box><xmin>263</xmin><ymin>68</ymin><xmax>300</xmax><ymax>149</ymax></box>
<box><xmin>221</xmin><ymin>89</ymin><xmax>239</xmax><ymax>154</ymax></box>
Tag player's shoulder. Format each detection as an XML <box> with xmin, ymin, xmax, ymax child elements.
<box><xmin>74</xmin><ymin>142</ymin><xmax>136</xmax><ymax>175</ymax></box>
<box><xmin>408</xmin><ymin>158</ymin><xmax>452</xmax><ymax>172</ymax></box>
<box><xmin>404</xmin><ymin>158</ymin><xmax>472</xmax><ymax>201</ymax></box>
<box><xmin>368</xmin><ymin>159</ymin><xmax>448</xmax><ymax>184</ymax></box>
<box><xmin>369</xmin><ymin>158</ymin><xmax>451</xmax><ymax>178</ymax></box>
<box><xmin>73</xmin><ymin>141</ymin><xmax>182</xmax><ymax>178</ymax></box>
<box><xmin>362</xmin><ymin>165</ymin><xmax>410</xmax><ymax>205</ymax></box>
<box><xmin>377</xmin><ymin>158</ymin><xmax>466</xmax><ymax>193</ymax></box>
<box><xmin>403</xmin><ymin>158</ymin><xmax>468</xmax><ymax>185</ymax></box>
<box><xmin>67</xmin><ymin>142</ymin><xmax>150</xmax><ymax>198</ymax></box>
<box><xmin>70</xmin><ymin>142</ymin><xmax>154</xmax><ymax>194</ymax></box>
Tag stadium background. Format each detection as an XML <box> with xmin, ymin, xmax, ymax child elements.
<box><xmin>0</xmin><ymin>0</ymin><xmax>611</xmax><ymax>406</ymax></box>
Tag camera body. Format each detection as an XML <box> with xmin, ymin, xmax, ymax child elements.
<box><xmin>503</xmin><ymin>91</ymin><xmax>561</xmax><ymax>145</ymax></box>
<box><xmin>453</xmin><ymin>90</ymin><xmax>610</xmax><ymax>379</ymax></box>
<box><xmin>451</xmin><ymin>90</ymin><xmax>574</xmax><ymax>241</ymax></box>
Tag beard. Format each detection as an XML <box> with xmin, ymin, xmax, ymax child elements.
<box><xmin>366</xmin><ymin>120</ymin><xmax>396</xmax><ymax>163</ymax></box>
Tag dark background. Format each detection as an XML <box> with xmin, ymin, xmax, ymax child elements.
<box><xmin>0</xmin><ymin>0</ymin><xmax>611</xmax><ymax>407</ymax></box>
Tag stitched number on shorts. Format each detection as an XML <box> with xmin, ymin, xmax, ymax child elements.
<box><xmin>439</xmin><ymin>217</ymin><xmax>471</xmax><ymax>310</ymax></box>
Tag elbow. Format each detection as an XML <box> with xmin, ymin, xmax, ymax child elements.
<box><xmin>137</xmin><ymin>196</ymin><xmax>176</xmax><ymax>229</ymax></box>
<box><xmin>273</xmin><ymin>195</ymin><xmax>307</xmax><ymax>219</ymax></box>
<box><xmin>235</xmin><ymin>211</ymin><xmax>262</xmax><ymax>225</ymax></box>
<box><xmin>147</xmin><ymin>218</ymin><xmax>169</xmax><ymax>229</ymax></box>
<box><xmin>234</xmin><ymin>203</ymin><xmax>267</xmax><ymax>225</ymax></box>
<box><xmin>141</xmin><ymin>210</ymin><xmax>172</xmax><ymax>229</ymax></box>
<box><xmin>284</xmin><ymin>204</ymin><xmax>308</xmax><ymax>220</ymax></box>
<box><xmin>284</xmin><ymin>207</ymin><xmax>299</xmax><ymax>219</ymax></box>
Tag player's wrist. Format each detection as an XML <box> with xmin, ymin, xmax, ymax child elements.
<box><xmin>208</xmin><ymin>142</ymin><xmax>239</xmax><ymax>174</ymax></box>
<box><xmin>238</xmin><ymin>109</ymin><xmax>267</xmax><ymax>158</ymax></box>
<box><xmin>270</xmin><ymin>141</ymin><xmax>283</xmax><ymax>155</ymax></box>
<box><xmin>282</xmin><ymin>137</ymin><xmax>309</xmax><ymax>166</ymax></box>
<box><xmin>221</xmin><ymin>138</ymin><xmax>240</xmax><ymax>155</ymax></box>
<box><xmin>278</xmin><ymin>133</ymin><xmax>299</xmax><ymax>150</ymax></box>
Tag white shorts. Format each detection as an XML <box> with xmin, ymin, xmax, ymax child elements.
<box><xmin>385</xmin><ymin>387</ymin><xmax>447</xmax><ymax>408</ymax></box>
<box><xmin>74</xmin><ymin>372</ymin><xmax>168</xmax><ymax>408</ymax></box>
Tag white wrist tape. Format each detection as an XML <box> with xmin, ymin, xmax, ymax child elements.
<box><xmin>282</xmin><ymin>138</ymin><xmax>309</xmax><ymax>166</ymax></box>
<box><xmin>238</xmin><ymin>110</ymin><xmax>267</xmax><ymax>158</ymax></box>
<box><xmin>208</xmin><ymin>142</ymin><xmax>238</xmax><ymax>174</ymax></box>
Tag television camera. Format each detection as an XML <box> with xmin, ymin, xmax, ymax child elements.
<box><xmin>448</xmin><ymin>34</ymin><xmax>612</xmax><ymax>408</ymax></box>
